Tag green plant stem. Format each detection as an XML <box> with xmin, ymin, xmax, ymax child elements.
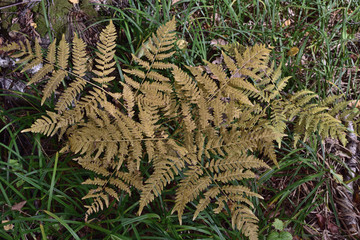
<box><xmin>41</xmin><ymin>0</ymin><xmax>53</xmax><ymax>41</ymax></box>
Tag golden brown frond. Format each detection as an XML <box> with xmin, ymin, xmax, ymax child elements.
<box><xmin>21</xmin><ymin>40</ymin><xmax>42</xmax><ymax>73</ymax></box>
<box><xmin>55</xmin><ymin>34</ymin><xmax>87</xmax><ymax>113</ymax></box>
<box><xmin>92</xmin><ymin>20</ymin><xmax>117</xmax><ymax>84</ymax></box>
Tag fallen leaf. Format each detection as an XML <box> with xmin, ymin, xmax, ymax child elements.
<box><xmin>176</xmin><ymin>39</ymin><xmax>188</xmax><ymax>50</ymax></box>
<box><xmin>330</xmin><ymin>169</ymin><xmax>344</xmax><ymax>184</ymax></box>
<box><xmin>287</xmin><ymin>47</ymin><xmax>299</xmax><ymax>57</ymax></box>
<box><xmin>282</xmin><ymin>19</ymin><xmax>292</xmax><ymax>27</ymax></box>
<box><xmin>288</xmin><ymin>8</ymin><xmax>295</xmax><ymax>17</ymax></box>
<box><xmin>210</xmin><ymin>38</ymin><xmax>228</xmax><ymax>46</ymax></box>
<box><xmin>12</xmin><ymin>200</ymin><xmax>27</xmax><ymax>211</ymax></box>
<box><xmin>349</xmin><ymin>100</ymin><xmax>360</xmax><ymax>108</ymax></box>
<box><xmin>316</xmin><ymin>213</ymin><xmax>325</xmax><ymax>229</ymax></box>
<box><xmin>69</xmin><ymin>0</ymin><xmax>79</xmax><ymax>4</ymax></box>
<box><xmin>211</xmin><ymin>56</ymin><xmax>223</xmax><ymax>65</ymax></box>
<box><xmin>2</xmin><ymin>220</ymin><xmax>14</xmax><ymax>231</ymax></box>
<box><xmin>327</xmin><ymin>222</ymin><xmax>339</xmax><ymax>234</ymax></box>
<box><xmin>354</xmin><ymin>187</ymin><xmax>360</xmax><ymax>209</ymax></box>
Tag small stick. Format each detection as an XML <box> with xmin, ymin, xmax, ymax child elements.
<box><xmin>0</xmin><ymin>0</ymin><xmax>41</xmax><ymax>11</ymax></box>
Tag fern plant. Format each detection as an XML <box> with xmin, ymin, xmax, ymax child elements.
<box><xmin>1</xmin><ymin>17</ymin><xmax>358</xmax><ymax>240</ymax></box>
<box><xmin>218</xmin><ymin>42</ymin><xmax>360</xmax><ymax>147</ymax></box>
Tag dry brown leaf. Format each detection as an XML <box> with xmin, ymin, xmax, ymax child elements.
<box><xmin>287</xmin><ymin>47</ymin><xmax>299</xmax><ymax>57</ymax></box>
<box><xmin>316</xmin><ymin>213</ymin><xmax>326</xmax><ymax>229</ymax></box>
<box><xmin>2</xmin><ymin>220</ymin><xmax>14</xmax><ymax>231</ymax></box>
<box><xmin>12</xmin><ymin>200</ymin><xmax>27</xmax><ymax>211</ymax></box>
<box><xmin>210</xmin><ymin>38</ymin><xmax>228</xmax><ymax>46</ymax></box>
<box><xmin>211</xmin><ymin>56</ymin><xmax>223</xmax><ymax>65</ymax></box>
<box><xmin>176</xmin><ymin>39</ymin><xmax>188</xmax><ymax>50</ymax></box>
<box><xmin>348</xmin><ymin>100</ymin><xmax>360</xmax><ymax>108</ymax></box>
<box><xmin>282</xmin><ymin>19</ymin><xmax>292</xmax><ymax>27</ymax></box>
<box><xmin>327</xmin><ymin>221</ymin><xmax>339</xmax><ymax>234</ymax></box>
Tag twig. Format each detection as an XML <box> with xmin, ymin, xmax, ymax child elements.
<box><xmin>0</xmin><ymin>0</ymin><xmax>41</xmax><ymax>11</ymax></box>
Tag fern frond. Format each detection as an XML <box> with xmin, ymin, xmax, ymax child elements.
<box><xmin>115</xmin><ymin>171</ymin><xmax>143</xmax><ymax>190</ymax></box>
<box><xmin>82</xmin><ymin>177</ymin><xmax>108</xmax><ymax>186</ymax></box>
<box><xmin>197</xmin><ymin>92</ymin><xmax>213</xmax><ymax>130</ymax></box>
<box><xmin>21</xmin><ymin>111</ymin><xmax>60</xmax><ymax>136</ymax></box>
<box><xmin>141</xmin><ymin>81</ymin><xmax>173</xmax><ymax>93</ymax></box>
<box><xmin>290</xmin><ymin>89</ymin><xmax>316</xmax><ymax>104</ymax></box>
<box><xmin>28</xmin><ymin>64</ymin><xmax>54</xmax><ymax>85</ymax></box>
<box><xmin>108</xmin><ymin>178</ymin><xmax>131</xmax><ymax>195</ymax></box>
<box><xmin>205</xmin><ymin>61</ymin><xmax>228</xmax><ymax>90</ymax></box>
<box><xmin>150</xmin><ymin>16</ymin><xmax>176</xmax><ymax>55</ymax></box>
<box><xmin>55</xmin><ymin>34</ymin><xmax>88</xmax><ymax>113</ymax></box>
<box><xmin>76</xmin><ymin>157</ymin><xmax>111</xmax><ymax>176</ymax></box>
<box><xmin>222</xmin><ymin>185</ymin><xmax>262</xmax><ymax>198</ymax></box>
<box><xmin>206</xmin><ymin>153</ymin><xmax>269</xmax><ymax>172</ymax></box>
<box><xmin>72</xmin><ymin>34</ymin><xmax>88</xmax><ymax>77</ymax></box>
<box><xmin>21</xmin><ymin>40</ymin><xmax>42</xmax><ymax>73</ymax></box>
<box><xmin>193</xmin><ymin>186</ymin><xmax>220</xmax><ymax>220</ymax></box>
<box><xmin>57</xmin><ymin>34</ymin><xmax>70</xmax><ymax>69</ymax></box>
<box><xmin>151</xmin><ymin>61</ymin><xmax>175</xmax><ymax>69</ymax></box>
<box><xmin>234</xmin><ymin>44</ymin><xmax>271</xmax><ymax>73</ymax></box>
<box><xmin>123</xmin><ymin>69</ymin><xmax>146</xmax><ymax>79</ymax></box>
<box><xmin>82</xmin><ymin>187</ymin><xmax>109</xmax><ymax>221</ymax></box>
<box><xmin>0</xmin><ymin>41</ymin><xmax>22</xmax><ymax>53</ymax></box>
<box><xmin>138</xmin><ymin>104</ymin><xmax>159</xmax><ymax>138</ymax></box>
<box><xmin>173</xmin><ymin>66</ymin><xmax>200</xmax><ymax>103</ymax></box>
<box><xmin>92</xmin><ymin>20</ymin><xmax>116</xmax><ymax>84</ymax></box>
<box><xmin>16</xmin><ymin>40</ymin><xmax>34</xmax><ymax>64</ymax></box>
<box><xmin>139</xmin><ymin>155</ymin><xmax>185</xmax><ymax>215</ymax></box>
<box><xmin>46</xmin><ymin>40</ymin><xmax>57</xmax><ymax>64</ymax></box>
<box><xmin>172</xmin><ymin>175</ymin><xmax>212</xmax><ymax>224</ymax></box>
<box><xmin>231</xmin><ymin>204</ymin><xmax>259</xmax><ymax>240</ymax></box>
<box><xmin>131</xmin><ymin>54</ymin><xmax>150</xmax><ymax>70</ymax></box>
<box><xmin>120</xmin><ymin>82</ymin><xmax>135</xmax><ymax>117</ymax></box>
<box><xmin>41</xmin><ymin>70</ymin><xmax>67</xmax><ymax>105</ymax></box>
<box><xmin>180</xmin><ymin>102</ymin><xmax>197</xmax><ymax>132</ymax></box>
<box><xmin>270</xmin><ymin>100</ymin><xmax>287</xmax><ymax>146</ymax></box>
<box><xmin>187</xmin><ymin>66</ymin><xmax>218</xmax><ymax>97</ymax></box>
<box><xmin>147</xmin><ymin>70</ymin><xmax>170</xmax><ymax>82</ymax></box>
<box><xmin>14</xmin><ymin>19</ymin><xmax>344</xmax><ymax>240</ymax></box>
<box><xmin>23</xmin><ymin>41</ymin><xmax>56</xmax><ymax>85</ymax></box>
<box><xmin>213</xmin><ymin>169</ymin><xmax>255</xmax><ymax>182</ymax></box>
<box><xmin>55</xmin><ymin>77</ymin><xmax>86</xmax><ymax>113</ymax></box>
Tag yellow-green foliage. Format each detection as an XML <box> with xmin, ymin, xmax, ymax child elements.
<box><xmin>1</xmin><ymin>17</ymin><xmax>358</xmax><ymax>240</ymax></box>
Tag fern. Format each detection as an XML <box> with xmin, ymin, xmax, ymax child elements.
<box><xmin>2</xmin><ymin>16</ymin><xmax>359</xmax><ymax>240</ymax></box>
<box><xmin>218</xmin><ymin>42</ymin><xmax>356</xmax><ymax>148</ymax></box>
